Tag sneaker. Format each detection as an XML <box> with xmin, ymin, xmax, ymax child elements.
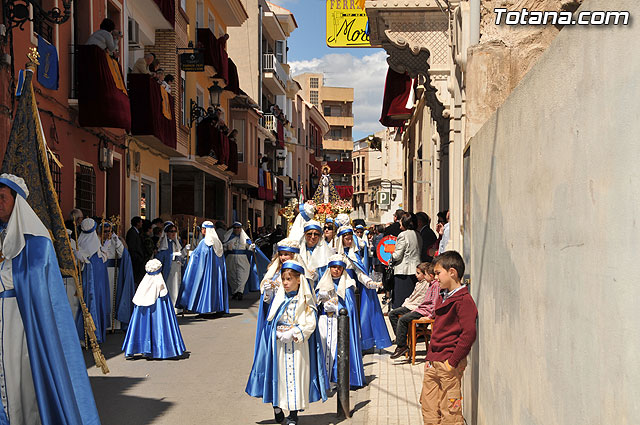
<box><xmin>390</xmin><ymin>346</ymin><xmax>409</xmax><ymax>359</ymax></box>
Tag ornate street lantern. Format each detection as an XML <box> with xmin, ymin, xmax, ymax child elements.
<box><xmin>4</xmin><ymin>0</ymin><xmax>72</xmax><ymax>32</ymax></box>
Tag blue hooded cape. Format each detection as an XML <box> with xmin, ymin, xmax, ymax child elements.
<box><xmin>177</xmin><ymin>242</ymin><xmax>228</xmax><ymax>314</ymax></box>
<box><xmin>243</xmin><ymin>244</ymin><xmax>270</xmax><ymax>294</ymax></box>
<box><xmin>245</xmin><ymin>294</ymin><xmax>329</xmax><ymax>405</ymax></box>
<box><xmin>320</xmin><ymin>284</ymin><xmax>366</xmax><ymax>388</ymax></box>
<box><xmin>344</xmin><ymin>248</ymin><xmax>392</xmax><ymax>350</ymax></box>
<box><xmin>156</xmin><ymin>240</ymin><xmax>177</xmax><ymax>283</ymax></box>
<box><xmin>14</xmin><ymin>235</ymin><xmax>100</xmax><ymax>424</ymax></box>
<box><xmin>75</xmin><ymin>253</ymin><xmax>109</xmax><ymax>344</ymax></box>
<box><xmin>114</xmin><ymin>247</ymin><xmax>135</xmax><ymax>325</ymax></box>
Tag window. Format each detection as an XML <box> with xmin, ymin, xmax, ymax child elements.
<box><xmin>196</xmin><ymin>1</ymin><xmax>204</xmax><ymax>28</ymax></box>
<box><xmin>181</xmin><ymin>71</ymin><xmax>187</xmax><ymax>126</ymax></box>
<box><xmin>75</xmin><ymin>163</ymin><xmax>96</xmax><ymax>217</ymax></box>
<box><xmin>33</xmin><ymin>0</ymin><xmax>55</xmax><ymax>44</ymax></box>
<box><xmin>233</xmin><ymin>119</ymin><xmax>245</xmax><ymax>162</ymax></box>
<box><xmin>323</xmin><ymin>106</ymin><xmax>331</xmax><ymax>116</ymax></box>
<box><xmin>310</xmin><ymin>90</ymin><xmax>318</xmax><ymax>106</ymax></box>
<box><xmin>275</xmin><ymin>40</ymin><xmax>286</xmax><ymax>63</ymax></box>
<box><xmin>196</xmin><ymin>87</ymin><xmax>204</xmax><ymax>108</ymax></box>
<box><xmin>330</xmin><ymin>129</ymin><xmax>342</xmax><ymax>139</ymax></box>
<box><xmin>331</xmin><ymin>106</ymin><xmax>342</xmax><ymax>117</ymax></box>
<box><xmin>47</xmin><ymin>151</ymin><xmax>61</xmax><ymax>200</ymax></box>
<box><xmin>310</xmin><ymin>77</ymin><xmax>319</xmax><ymax>89</ymax></box>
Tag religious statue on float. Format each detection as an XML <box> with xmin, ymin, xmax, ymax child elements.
<box><xmin>312</xmin><ymin>165</ymin><xmax>340</xmax><ymax>205</ymax></box>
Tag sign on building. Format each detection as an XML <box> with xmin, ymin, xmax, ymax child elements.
<box><xmin>377</xmin><ymin>190</ymin><xmax>390</xmax><ymax>206</ymax></box>
<box><xmin>180</xmin><ymin>52</ymin><xmax>204</xmax><ymax>72</ymax></box>
<box><xmin>326</xmin><ymin>1</ymin><xmax>371</xmax><ymax>48</ymax></box>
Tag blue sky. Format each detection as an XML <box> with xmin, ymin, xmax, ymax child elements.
<box><xmin>269</xmin><ymin>0</ymin><xmax>387</xmax><ymax>140</ymax></box>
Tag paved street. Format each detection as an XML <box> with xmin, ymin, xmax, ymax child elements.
<box><xmin>85</xmin><ymin>292</ymin><xmax>427</xmax><ymax>425</ymax></box>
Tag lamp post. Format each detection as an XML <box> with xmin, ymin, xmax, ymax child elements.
<box><xmin>208</xmin><ymin>80</ymin><xmax>223</xmax><ymax>108</ymax></box>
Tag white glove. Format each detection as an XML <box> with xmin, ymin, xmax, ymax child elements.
<box><xmin>365</xmin><ymin>280</ymin><xmax>382</xmax><ymax>290</ymax></box>
<box><xmin>317</xmin><ymin>290</ymin><xmax>331</xmax><ymax>302</ymax></box>
<box><xmin>324</xmin><ymin>301</ymin><xmax>338</xmax><ymax>314</ymax></box>
<box><xmin>111</xmin><ymin>233</ymin><xmax>119</xmax><ymax>243</ymax></box>
<box><xmin>185</xmin><ymin>244</ymin><xmax>191</xmax><ymax>251</ymax></box>
<box><xmin>74</xmin><ymin>250</ymin><xmax>89</xmax><ymax>264</ymax></box>
<box><xmin>249</xmin><ymin>243</ymin><xmax>256</xmax><ymax>251</ymax></box>
<box><xmin>277</xmin><ymin>328</ymin><xmax>295</xmax><ymax>343</ymax></box>
<box><xmin>172</xmin><ymin>251</ymin><xmax>183</xmax><ymax>260</ymax></box>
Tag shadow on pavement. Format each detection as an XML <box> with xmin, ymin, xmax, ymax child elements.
<box><xmin>90</xmin><ymin>376</ymin><xmax>173</xmax><ymax>425</ymax></box>
<box><xmin>257</xmin><ymin>399</ymin><xmax>370</xmax><ymax>425</ymax></box>
<box><xmin>83</xmin><ymin>331</ymin><xmax>127</xmax><ymax>367</ymax></box>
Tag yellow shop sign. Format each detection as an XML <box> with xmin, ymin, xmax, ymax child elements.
<box><xmin>326</xmin><ymin>0</ymin><xmax>371</xmax><ymax>48</ymax></box>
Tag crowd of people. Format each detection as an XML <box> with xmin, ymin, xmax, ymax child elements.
<box><xmin>2</xmin><ymin>162</ymin><xmax>475</xmax><ymax>425</ymax></box>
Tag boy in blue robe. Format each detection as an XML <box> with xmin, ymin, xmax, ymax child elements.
<box><xmin>246</xmin><ymin>260</ymin><xmax>328</xmax><ymax>425</ymax></box>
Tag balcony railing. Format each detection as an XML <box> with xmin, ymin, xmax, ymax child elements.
<box><xmin>261</xmin><ymin>113</ymin><xmax>276</xmax><ymax>131</ymax></box>
<box><xmin>262</xmin><ymin>54</ymin><xmax>288</xmax><ymax>87</ymax></box>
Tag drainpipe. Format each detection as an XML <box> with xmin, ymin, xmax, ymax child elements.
<box><xmin>258</xmin><ymin>3</ymin><xmax>263</xmax><ymax>110</ymax></box>
<box><xmin>470</xmin><ymin>0</ymin><xmax>480</xmax><ymax>45</ymax></box>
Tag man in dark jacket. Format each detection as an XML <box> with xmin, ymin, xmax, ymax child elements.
<box><xmin>125</xmin><ymin>216</ymin><xmax>145</xmax><ymax>285</ymax></box>
<box><xmin>417</xmin><ymin>212</ymin><xmax>438</xmax><ymax>262</ymax></box>
<box><xmin>384</xmin><ymin>209</ymin><xmax>404</xmax><ymax>237</ymax></box>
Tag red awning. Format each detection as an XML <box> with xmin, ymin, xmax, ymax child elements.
<box><xmin>326</xmin><ymin>160</ymin><xmax>353</xmax><ymax>174</ymax></box>
<box><xmin>77</xmin><ymin>45</ymin><xmax>131</xmax><ymax>131</ymax></box>
<box><xmin>129</xmin><ymin>73</ymin><xmax>176</xmax><ymax>149</ymax></box>
<box><xmin>153</xmin><ymin>0</ymin><xmax>175</xmax><ymax>28</ymax></box>
<box><xmin>336</xmin><ymin>185</ymin><xmax>354</xmax><ymax>199</ymax></box>
<box><xmin>379</xmin><ymin>67</ymin><xmax>414</xmax><ymax>127</ymax></box>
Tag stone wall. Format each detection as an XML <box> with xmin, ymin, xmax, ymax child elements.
<box><xmin>465</xmin><ymin>0</ymin><xmax>583</xmax><ymax>139</ymax></box>
<box><xmin>465</xmin><ymin>1</ymin><xmax>639</xmax><ymax>423</ymax></box>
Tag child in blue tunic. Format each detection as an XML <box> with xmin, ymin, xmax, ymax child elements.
<box><xmin>122</xmin><ymin>259</ymin><xmax>186</xmax><ymax>359</ymax></box>
<box><xmin>246</xmin><ymin>238</ymin><xmax>304</xmax><ymax>393</ymax></box>
<box><xmin>246</xmin><ymin>260</ymin><xmax>328</xmax><ymax>425</ymax></box>
<box><xmin>335</xmin><ymin>226</ymin><xmax>392</xmax><ymax>350</ymax></box>
<box><xmin>316</xmin><ymin>254</ymin><xmax>366</xmax><ymax>388</ymax></box>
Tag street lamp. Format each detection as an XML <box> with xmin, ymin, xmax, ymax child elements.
<box><xmin>208</xmin><ymin>80</ymin><xmax>224</xmax><ymax>108</ymax></box>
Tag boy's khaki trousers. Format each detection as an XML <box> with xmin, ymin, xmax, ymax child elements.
<box><xmin>420</xmin><ymin>358</ymin><xmax>467</xmax><ymax>425</ymax></box>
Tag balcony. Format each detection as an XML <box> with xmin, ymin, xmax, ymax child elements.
<box><xmin>129</xmin><ymin>74</ymin><xmax>179</xmax><ymax>156</ymax></box>
<box><xmin>129</xmin><ymin>0</ymin><xmax>174</xmax><ymax>31</ymax></box>
<box><xmin>322</xmin><ymin>139</ymin><xmax>353</xmax><ymax>151</ymax></box>
<box><xmin>233</xmin><ymin>163</ymin><xmax>259</xmax><ymax>188</ymax></box>
<box><xmin>77</xmin><ymin>45</ymin><xmax>131</xmax><ymax>131</ymax></box>
<box><xmin>325</xmin><ymin>115</ymin><xmax>354</xmax><ymax>128</ymax></box>
<box><xmin>262</xmin><ymin>54</ymin><xmax>287</xmax><ymax>95</ymax></box>
<box><xmin>261</xmin><ymin>114</ymin><xmax>277</xmax><ymax>131</ymax></box>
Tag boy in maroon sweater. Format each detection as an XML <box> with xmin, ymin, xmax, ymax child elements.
<box><xmin>420</xmin><ymin>251</ymin><xmax>477</xmax><ymax>425</ymax></box>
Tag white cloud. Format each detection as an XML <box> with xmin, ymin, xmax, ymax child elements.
<box><xmin>290</xmin><ymin>51</ymin><xmax>388</xmax><ymax>140</ymax></box>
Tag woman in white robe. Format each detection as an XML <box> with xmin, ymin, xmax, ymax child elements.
<box><xmin>156</xmin><ymin>222</ymin><xmax>186</xmax><ymax>312</ymax></box>
<box><xmin>100</xmin><ymin>222</ymin><xmax>125</xmax><ymax>330</ymax></box>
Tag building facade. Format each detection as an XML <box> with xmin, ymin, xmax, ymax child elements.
<box><xmin>295</xmin><ymin>72</ymin><xmax>354</xmax><ymax>200</ymax></box>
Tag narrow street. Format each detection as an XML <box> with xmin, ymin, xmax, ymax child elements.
<box><xmin>86</xmin><ymin>292</ymin><xmax>375</xmax><ymax>425</ymax></box>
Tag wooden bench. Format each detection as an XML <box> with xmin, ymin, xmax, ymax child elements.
<box><xmin>407</xmin><ymin>317</ymin><xmax>434</xmax><ymax>365</ymax></box>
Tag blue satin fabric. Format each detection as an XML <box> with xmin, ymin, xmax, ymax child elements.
<box><xmin>177</xmin><ymin>243</ymin><xmax>228</xmax><ymax>314</ymax></box>
<box><xmin>122</xmin><ymin>295</ymin><xmax>186</xmax><ymax>359</ymax></box>
<box><xmin>14</xmin><ymin>235</ymin><xmax>100</xmax><ymax>424</ymax></box>
<box><xmin>156</xmin><ymin>240</ymin><xmax>175</xmax><ymax>283</ymax></box>
<box><xmin>243</xmin><ymin>245</ymin><xmax>270</xmax><ymax>294</ymax></box>
<box><xmin>75</xmin><ymin>253</ymin><xmax>110</xmax><ymax>344</ymax></box>
<box><xmin>346</xmin><ymin>268</ymin><xmax>392</xmax><ymax>350</ymax></box>
<box><xmin>323</xmin><ymin>285</ymin><xmax>366</xmax><ymax>388</ymax></box>
<box><xmin>115</xmin><ymin>248</ymin><xmax>136</xmax><ymax>324</ymax></box>
<box><xmin>245</xmin><ymin>295</ymin><xmax>329</xmax><ymax>405</ymax></box>
<box><xmin>244</xmin><ymin>290</ymin><xmax>270</xmax><ymax>395</ymax></box>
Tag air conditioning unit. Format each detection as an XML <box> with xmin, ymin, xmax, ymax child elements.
<box><xmin>128</xmin><ymin>18</ymin><xmax>140</xmax><ymax>46</ymax></box>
